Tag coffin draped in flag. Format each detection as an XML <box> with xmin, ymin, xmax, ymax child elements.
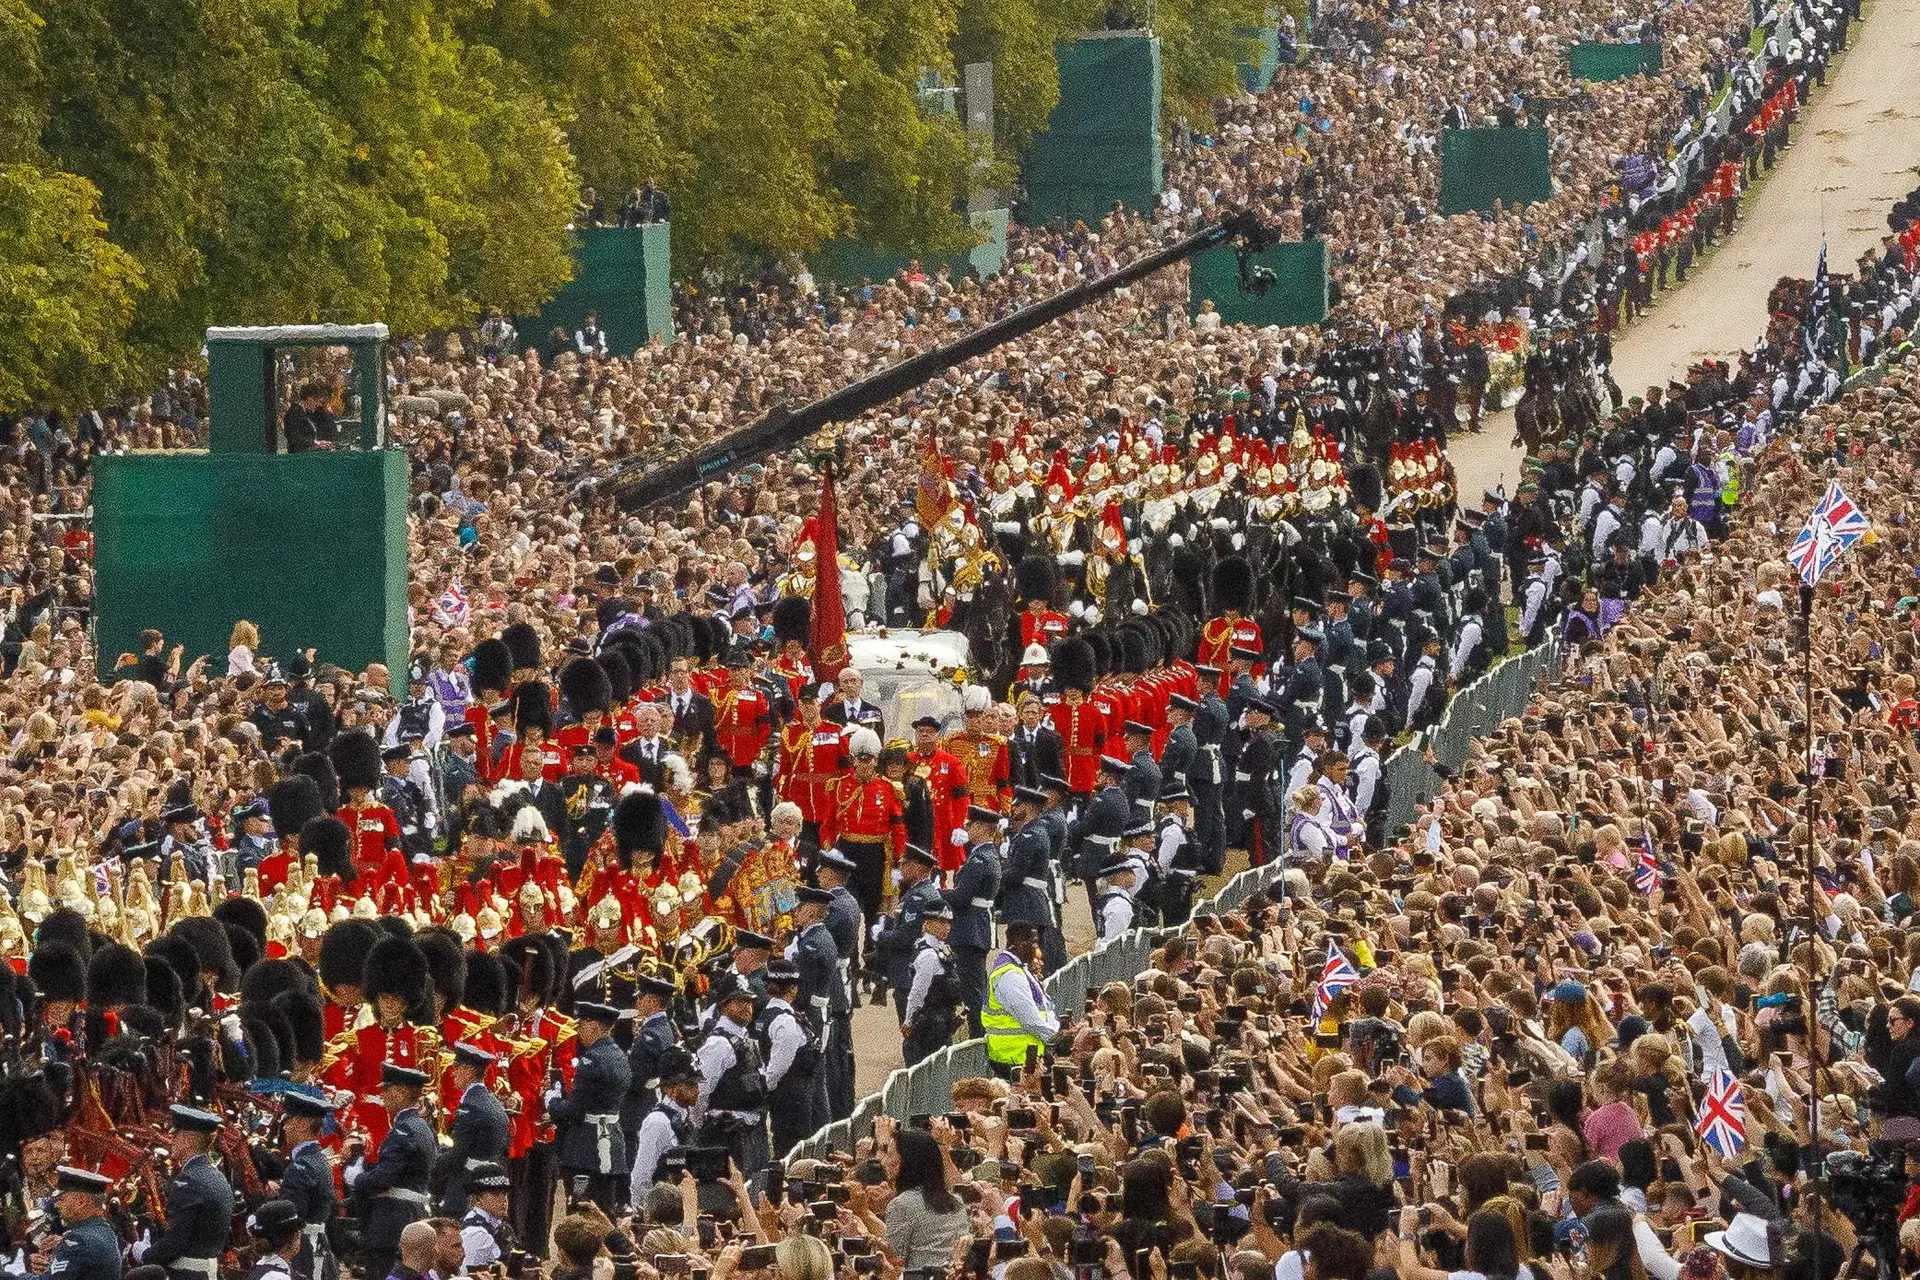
<box><xmin>1787</xmin><ymin>480</ymin><xmax>1869</xmax><ymax>586</ymax></box>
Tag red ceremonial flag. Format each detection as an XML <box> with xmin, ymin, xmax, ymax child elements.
<box><xmin>811</xmin><ymin>463</ymin><xmax>850</xmax><ymax>672</ymax></box>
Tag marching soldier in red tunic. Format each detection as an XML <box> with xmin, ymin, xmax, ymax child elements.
<box><xmin>940</xmin><ymin>686</ymin><xmax>1011</xmax><ymax>815</ymax></box>
<box><xmin>1198</xmin><ymin>555</ymin><xmax>1263</xmax><ymax>695</ymax></box>
<box><xmin>554</xmin><ymin>657</ymin><xmax>615</xmax><ymax>763</ymax></box>
<box><xmin>466</xmin><ymin>638</ymin><xmax>516</xmax><ymax>785</ymax></box>
<box><xmin>332</xmin><ymin>730</ymin><xmax>408</xmax><ymax>894</ymax></box>
<box><xmin>323</xmin><ymin>931</ymin><xmax>440</xmax><ymax>1153</ymax></box>
<box><xmin>905</xmin><ymin>714</ymin><xmax>969</xmax><ymax>865</ymax></box>
<box><xmin>1014</xmin><ymin>556</ymin><xmax>1070</xmax><ymax>650</ymax></box>
<box><xmin>818</xmin><ymin>728</ymin><xmax>905</xmax><ymax>923</ymax></box>
<box><xmin>712</xmin><ymin>653</ymin><xmax>773</xmax><ymax>778</ymax></box>
<box><xmin>776</xmin><ymin>684</ymin><xmax>849</xmax><ymax>854</ymax></box>
<box><xmin>497</xmin><ymin>934</ymin><xmax>573</xmax><ymax>1249</ymax></box>
<box><xmin>769</xmin><ymin>596</ymin><xmax>816</xmax><ymax>701</ymax></box>
<box><xmin>1047</xmin><ymin>637</ymin><xmax>1106</xmax><ymax>803</ymax></box>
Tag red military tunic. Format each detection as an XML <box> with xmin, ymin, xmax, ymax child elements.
<box><xmin>906</xmin><ymin>747</ymin><xmax>969</xmax><ymax>853</ymax></box>
<box><xmin>338</xmin><ymin>802</ymin><xmax>401</xmax><ymax>881</ymax></box>
<box><xmin>1049</xmin><ymin>695</ymin><xmax>1106</xmax><ymax>796</ymax></box>
<box><xmin>819</xmin><ymin>775</ymin><xmax>906</xmax><ymax>858</ymax></box>
<box><xmin>777</xmin><ymin>721</ymin><xmax>849</xmax><ymax>824</ymax></box>
<box><xmin>329</xmin><ymin>1020</ymin><xmax>431</xmax><ymax>1149</ymax></box>
<box><xmin>713</xmin><ymin>685</ymin><xmax>773</xmax><ymax>770</ymax></box>
<box><xmin>1019</xmin><ymin>607</ymin><xmax>1070</xmax><ymax>650</ymax></box>
<box><xmin>1199</xmin><ymin>614</ymin><xmax>1263</xmax><ymax>694</ymax></box>
<box><xmin>939</xmin><ymin>730</ymin><xmax>1011</xmax><ymax>814</ymax></box>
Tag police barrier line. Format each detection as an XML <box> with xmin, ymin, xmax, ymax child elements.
<box><xmin>781</xmin><ymin>632</ymin><xmax>1561</xmax><ymax>1162</ymax></box>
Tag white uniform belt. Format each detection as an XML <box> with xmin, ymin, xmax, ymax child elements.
<box><xmin>170</xmin><ymin>1259</ymin><xmax>220</xmax><ymax>1277</ymax></box>
<box><xmin>303</xmin><ymin>1223</ymin><xmax>330</xmax><ymax>1246</ymax></box>
<box><xmin>1021</xmin><ymin>876</ymin><xmax>1050</xmax><ymax>890</ymax></box>
<box><xmin>970</xmin><ymin>897</ymin><xmax>994</xmax><ymax>909</ymax></box>
<box><xmin>586</xmin><ymin>1113</ymin><xmax>621</xmax><ymax>1125</ymax></box>
<box><xmin>1086</xmin><ymin>834</ymin><xmax>1119</xmax><ymax>848</ymax></box>
<box><xmin>465</xmin><ymin>1157</ymin><xmax>491</xmax><ymax>1168</ymax></box>
<box><xmin>380</xmin><ymin>1188</ymin><xmax>431</xmax><ymax>1206</ymax></box>
<box><xmin>1234</xmin><ymin>771</ymin><xmax>1252</xmax><ymax>782</ymax></box>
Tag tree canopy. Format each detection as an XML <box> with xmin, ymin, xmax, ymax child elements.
<box><xmin>0</xmin><ymin>0</ymin><xmax>1267</xmax><ymax>409</ymax></box>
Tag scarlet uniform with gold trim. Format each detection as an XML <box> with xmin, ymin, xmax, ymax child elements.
<box><xmin>1199</xmin><ymin>615</ymin><xmax>1263</xmax><ymax>693</ymax></box>
<box><xmin>502</xmin><ymin>737</ymin><xmax>564</xmax><ymax>783</ymax></box>
<box><xmin>769</xmin><ymin>656</ymin><xmax>814</xmax><ymax>702</ymax></box>
<box><xmin>464</xmin><ymin>704</ymin><xmax>500</xmax><ymax>782</ymax></box>
<box><xmin>596</xmin><ymin>753</ymin><xmax>640</xmax><ymax>788</ymax></box>
<box><xmin>906</xmin><ymin>747</ymin><xmax>969</xmax><ymax>857</ymax></box>
<box><xmin>776</xmin><ymin>721</ymin><xmax>849</xmax><ymax>824</ymax></box>
<box><xmin>1049</xmin><ymin>694</ymin><xmax>1106</xmax><ymax>795</ymax></box>
<box><xmin>819</xmin><ymin>775</ymin><xmax>906</xmax><ymax>857</ymax></box>
<box><xmin>1019</xmin><ymin>607</ymin><xmax>1070</xmax><ymax>650</ymax></box>
<box><xmin>437</xmin><ymin>1005</ymin><xmax>503</xmax><ymax>1127</ymax></box>
<box><xmin>338</xmin><ymin>801</ymin><xmax>400</xmax><ymax>875</ymax></box>
<box><xmin>1089</xmin><ymin>682</ymin><xmax>1126</xmax><ymax>758</ymax></box>
<box><xmin>256</xmin><ymin>847</ymin><xmax>294</xmax><ymax>896</ymax></box>
<box><xmin>713</xmin><ymin>685</ymin><xmax>773</xmax><ymax>769</ymax></box>
<box><xmin>326</xmin><ymin>1019</ymin><xmax>432</xmax><ymax>1149</ymax></box>
<box><xmin>939</xmin><ymin>729</ymin><xmax>1011</xmax><ymax>813</ymax></box>
<box><xmin>507</xmin><ymin>1007</ymin><xmax>576</xmax><ymax>1156</ymax></box>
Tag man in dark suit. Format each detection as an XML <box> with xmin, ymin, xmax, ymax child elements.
<box><xmin>518</xmin><ymin>747</ymin><xmax>569</xmax><ymax>849</ymax></box>
<box><xmin>282</xmin><ymin>383</ymin><xmax>336</xmax><ymax>453</ymax></box>
<box><xmin>618</xmin><ymin>702</ymin><xmax>672</xmax><ymax>790</ymax></box>
<box><xmin>1006</xmin><ymin>695</ymin><xmax>1064</xmax><ymax>791</ymax></box>
<box><xmin>822</xmin><ymin>667</ymin><xmax>885</xmax><ymax>740</ymax></box>
<box><xmin>433</xmin><ymin>1044</ymin><xmax>510</xmax><ymax>1215</ymax></box>
<box><xmin>661</xmin><ymin>656</ymin><xmax>716</xmax><ymax>761</ymax></box>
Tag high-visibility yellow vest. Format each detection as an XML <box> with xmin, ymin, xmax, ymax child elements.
<box><xmin>982</xmin><ymin>959</ymin><xmax>1048</xmax><ymax>1065</ymax></box>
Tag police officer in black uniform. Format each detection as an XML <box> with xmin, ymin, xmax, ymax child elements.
<box><xmin>457</xmin><ymin>1164</ymin><xmax>516</xmax><ymax>1272</ymax></box>
<box><xmin>135</xmin><ymin>1106</ymin><xmax>234</xmax><ymax>1280</ymax></box>
<box><xmin>900</xmin><ymin>902</ymin><xmax>961</xmax><ymax>1065</ymax></box>
<box><xmin>240</xmin><ymin>1200</ymin><xmax>304</xmax><ymax>1280</ymax></box>
<box><xmin>432</xmin><ymin>1043</ymin><xmax>510</xmax><ymax>1215</ymax></box>
<box><xmin>949</xmin><ymin>806</ymin><xmax>1003</xmax><ymax>1038</ymax></box>
<box><xmin>695</xmin><ymin>977</ymin><xmax>770</xmax><ymax>1178</ymax></box>
<box><xmin>755</xmin><ymin>960</ymin><xmax>823</xmax><ymax>1158</ymax></box>
<box><xmin>547</xmin><ymin>1001</ymin><xmax>631</xmax><ymax>1214</ymax></box>
<box><xmin>349</xmin><ymin>1065</ymin><xmax>436</xmax><ymax>1280</ymax></box>
<box><xmin>31</xmin><ymin>1167</ymin><xmax>120</xmax><ymax>1280</ymax></box>
<box><xmin>791</xmin><ymin>886</ymin><xmax>850</xmax><ymax>1122</ymax></box>
<box><xmin>878</xmin><ymin>845</ymin><xmax>943</xmax><ymax>1021</ymax></box>
<box><xmin>277</xmin><ymin>1093</ymin><xmax>338</xmax><ymax>1280</ymax></box>
<box><xmin>627</xmin><ymin>1047</ymin><xmax>700</xmax><ymax>1197</ymax></box>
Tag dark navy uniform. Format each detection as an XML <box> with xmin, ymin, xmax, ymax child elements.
<box><xmin>239</xmin><ymin>1253</ymin><xmax>293</xmax><ymax>1280</ymax></box>
<box><xmin>144</xmin><ymin>1153</ymin><xmax>234</xmax><ymax>1280</ymax></box>
<box><xmin>35</xmin><ymin>1214</ymin><xmax>121</xmax><ymax>1280</ymax></box>
<box><xmin>881</xmin><ymin>875</ymin><xmax>946</xmax><ymax>1020</ymax></box>
<box><xmin>901</xmin><ymin>934</ymin><xmax>962</xmax><ymax>1065</ymax></box>
<box><xmin>995</xmin><ymin>822</ymin><xmax>1054</xmax><ymax>936</ymax></box>
<box><xmin>548</xmin><ymin>1033</ymin><xmax>632</xmax><ymax>1211</ymax></box>
<box><xmin>1072</xmin><ymin>783</ymin><xmax>1128</xmax><ymax>890</ymax></box>
<box><xmin>754</xmin><ymin>996</ymin><xmax>822</xmax><ymax>1156</ymax></box>
<box><xmin>280</xmin><ymin>1140</ymin><xmax>338</xmax><ymax>1280</ymax></box>
<box><xmin>1158</xmin><ymin>722</ymin><xmax>1196</xmax><ymax>800</ymax></box>
<box><xmin>354</xmin><ymin>1108</ymin><xmax>435</xmax><ymax>1280</ymax></box>
<box><xmin>824</xmin><ymin>885</ymin><xmax>863</xmax><ymax>1005</ymax></box>
<box><xmin>622</xmin><ymin>1009</ymin><xmax>678</xmax><ymax>1148</ymax></box>
<box><xmin>380</xmin><ymin>773</ymin><xmax>432</xmax><ymax>862</ymax></box>
<box><xmin>948</xmin><ymin>839</ymin><xmax>1001</xmax><ymax>1036</ymax></box>
<box><xmin>794</xmin><ymin>922</ymin><xmax>851</xmax><ymax>1120</ymax></box>
<box><xmin>433</xmin><ymin>1082</ymin><xmax>510</xmax><ymax>1215</ymax></box>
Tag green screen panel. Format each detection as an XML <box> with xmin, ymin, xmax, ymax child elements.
<box><xmin>1568</xmin><ymin>41</ymin><xmax>1663</xmax><ymax>80</ymax></box>
<box><xmin>808</xmin><ymin>209</ymin><xmax>1009</xmax><ymax>287</ymax></box>
<box><xmin>94</xmin><ymin>450</ymin><xmax>409</xmax><ymax>688</ymax></box>
<box><xmin>1023</xmin><ymin>33</ymin><xmax>1164</xmax><ymax>224</ymax></box>
<box><xmin>518</xmin><ymin>224</ymin><xmax>673</xmax><ymax>357</ymax></box>
<box><xmin>1188</xmin><ymin>240</ymin><xmax>1327</xmax><ymax>327</ymax></box>
<box><xmin>1439</xmin><ymin>127</ymin><xmax>1552</xmax><ymax>216</ymax></box>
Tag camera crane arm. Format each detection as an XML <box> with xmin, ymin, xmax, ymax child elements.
<box><xmin>587</xmin><ymin>211</ymin><xmax>1280</xmax><ymax>513</ymax></box>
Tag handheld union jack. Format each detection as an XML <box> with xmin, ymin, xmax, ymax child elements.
<box><xmin>1310</xmin><ymin>938</ymin><xmax>1359</xmax><ymax>1021</ymax></box>
<box><xmin>1694</xmin><ymin>1068</ymin><xmax>1747</xmax><ymax>1156</ymax></box>
<box><xmin>1634</xmin><ymin>837</ymin><xmax>1658</xmax><ymax>894</ymax></box>
<box><xmin>1787</xmin><ymin>481</ymin><xmax>1870</xmax><ymax>586</ymax></box>
<box><xmin>434</xmin><ymin>580</ymin><xmax>471</xmax><ymax>625</ymax></box>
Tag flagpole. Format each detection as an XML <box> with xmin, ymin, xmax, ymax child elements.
<box><xmin>1799</xmin><ymin>578</ymin><xmax>1825</xmax><ymax>1247</ymax></box>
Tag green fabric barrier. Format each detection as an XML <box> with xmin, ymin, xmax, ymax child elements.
<box><xmin>809</xmin><ymin>210</ymin><xmax>1009</xmax><ymax>286</ymax></box>
<box><xmin>1023</xmin><ymin>34</ymin><xmax>1164</xmax><ymax>223</ymax></box>
<box><xmin>1236</xmin><ymin>24</ymin><xmax>1280</xmax><ymax>93</ymax></box>
<box><xmin>519</xmin><ymin>224</ymin><xmax>673</xmax><ymax>355</ymax></box>
<box><xmin>1188</xmin><ymin>240</ymin><xmax>1328</xmax><ymax>327</ymax></box>
<box><xmin>1439</xmin><ymin>127</ymin><xmax>1552</xmax><ymax>216</ymax></box>
<box><xmin>93</xmin><ymin>450</ymin><xmax>410</xmax><ymax>689</ymax></box>
<box><xmin>1567</xmin><ymin>41</ymin><xmax>1663</xmax><ymax>80</ymax></box>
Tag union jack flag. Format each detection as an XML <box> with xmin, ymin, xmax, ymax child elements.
<box><xmin>433</xmin><ymin>580</ymin><xmax>471</xmax><ymax>625</ymax></box>
<box><xmin>1310</xmin><ymin>938</ymin><xmax>1359</xmax><ymax>1021</ymax></box>
<box><xmin>1788</xmin><ymin>481</ymin><xmax>1870</xmax><ymax>586</ymax></box>
<box><xmin>1694</xmin><ymin>1068</ymin><xmax>1747</xmax><ymax>1156</ymax></box>
<box><xmin>1634</xmin><ymin>836</ymin><xmax>1658</xmax><ymax>893</ymax></box>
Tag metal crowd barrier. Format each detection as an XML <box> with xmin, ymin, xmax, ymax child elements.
<box><xmin>783</xmin><ymin>634</ymin><xmax>1561</xmax><ymax>1161</ymax></box>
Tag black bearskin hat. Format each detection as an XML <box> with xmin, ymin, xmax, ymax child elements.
<box><xmin>171</xmin><ymin>915</ymin><xmax>242</xmax><ymax>990</ymax></box>
<box><xmin>318</xmin><ymin>919</ymin><xmax>379</xmax><ymax>992</ymax></box>
<box><xmin>253</xmin><ymin>999</ymin><xmax>298</xmax><ymax>1077</ymax></box>
<box><xmin>301</xmin><ymin>816</ymin><xmax>355</xmax><ymax>881</ymax></box>
<box><xmin>213</xmin><ymin>896</ymin><xmax>269</xmax><ymax>949</ymax></box>
<box><xmin>771</xmin><ymin>596</ymin><xmax>811</xmax><ymax>646</ymax></box>
<box><xmin>27</xmin><ymin>941</ymin><xmax>87</xmax><ymax>1004</ymax></box>
<box><xmin>513</xmin><ymin>681</ymin><xmax>554</xmax><ymax>736</ymax></box>
<box><xmin>0</xmin><ymin>965</ymin><xmax>19</xmax><ymax>1040</ymax></box>
<box><xmin>88</xmin><ymin>942</ymin><xmax>147</xmax><ymax>1009</ymax></box>
<box><xmin>146</xmin><ymin>935</ymin><xmax>203</xmax><ymax>1010</ymax></box>
<box><xmin>559</xmin><ymin>658</ymin><xmax>613</xmax><ymax>719</ymax></box>
<box><xmin>613</xmin><ymin>790</ymin><xmax>666</xmax><ymax>863</ymax></box>
<box><xmin>1212</xmin><ymin>555</ymin><xmax>1255</xmax><ymax>615</ymax></box>
<box><xmin>35</xmin><ymin>907</ymin><xmax>92</xmax><ymax>962</ymax></box>
<box><xmin>472</xmin><ymin>638</ymin><xmax>515</xmax><ymax>697</ymax></box>
<box><xmin>1084</xmin><ymin>629</ymin><xmax>1112</xmax><ymax>676</ymax></box>
<box><xmin>463</xmin><ymin>951</ymin><xmax>508</xmax><ymax>1017</ymax></box>
<box><xmin>330</xmin><ymin>730</ymin><xmax>383</xmax><ymax>794</ymax></box>
<box><xmin>0</xmin><ymin>1073</ymin><xmax>65</xmax><ymax>1151</ymax></box>
<box><xmin>225</xmin><ymin>924</ymin><xmax>261</xmax><ymax>974</ymax></box>
<box><xmin>267</xmin><ymin>775</ymin><xmax>325</xmax><ymax>842</ymax></box>
<box><xmin>1051</xmin><ymin>636</ymin><xmax>1097</xmax><ymax>695</ymax></box>
<box><xmin>239</xmin><ymin>1010</ymin><xmax>282</xmax><ymax>1080</ymax></box>
<box><xmin>499</xmin><ymin>936</ymin><xmax>553</xmax><ymax>1008</ymax></box>
<box><xmin>361</xmin><ymin>934</ymin><xmax>431</xmax><ymax>1017</ymax></box>
<box><xmin>372</xmin><ymin>917</ymin><xmax>413</xmax><ymax>943</ymax></box>
<box><xmin>144</xmin><ymin>955</ymin><xmax>185</xmax><ymax>1027</ymax></box>
<box><xmin>415</xmin><ymin>927</ymin><xmax>467</xmax><ymax>1015</ymax></box>
<box><xmin>502</xmin><ymin>622</ymin><xmax>543</xmax><ymax>673</ymax></box>
<box><xmin>1014</xmin><ymin>555</ymin><xmax>1059</xmax><ymax>605</ymax></box>
<box><xmin>279</xmin><ymin>988</ymin><xmax>324</xmax><ymax>1065</ymax></box>
<box><xmin>292</xmin><ymin>751</ymin><xmax>339</xmax><ymax>813</ymax></box>
<box><xmin>1115</xmin><ymin>625</ymin><xmax>1145</xmax><ymax>675</ymax></box>
<box><xmin>239</xmin><ymin>958</ymin><xmax>316</xmax><ymax>1010</ymax></box>
<box><xmin>600</xmin><ymin>649</ymin><xmax>634</xmax><ymax>705</ymax></box>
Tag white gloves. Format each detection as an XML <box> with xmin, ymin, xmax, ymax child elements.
<box><xmin>950</xmin><ymin>827</ymin><xmax>968</xmax><ymax>847</ymax></box>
